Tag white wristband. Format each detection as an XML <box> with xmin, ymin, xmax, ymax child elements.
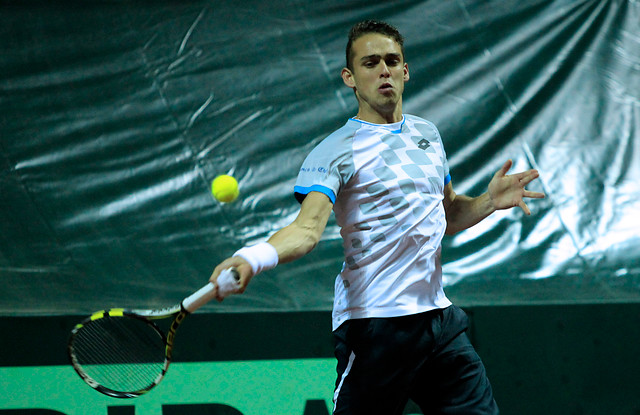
<box><xmin>233</xmin><ymin>242</ymin><xmax>279</xmax><ymax>275</ymax></box>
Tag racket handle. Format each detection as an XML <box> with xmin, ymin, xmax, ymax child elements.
<box><xmin>182</xmin><ymin>268</ymin><xmax>240</xmax><ymax>313</ymax></box>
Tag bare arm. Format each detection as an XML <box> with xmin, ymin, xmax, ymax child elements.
<box><xmin>267</xmin><ymin>191</ymin><xmax>334</xmax><ymax>263</ymax></box>
<box><xmin>443</xmin><ymin>185</ymin><xmax>494</xmax><ymax>235</ymax></box>
<box><xmin>210</xmin><ymin>191</ymin><xmax>334</xmax><ymax>292</ymax></box>
<box><xmin>444</xmin><ymin>159</ymin><xmax>545</xmax><ymax>235</ymax></box>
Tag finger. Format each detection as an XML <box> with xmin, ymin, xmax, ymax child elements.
<box><xmin>216</xmin><ymin>268</ymin><xmax>242</xmax><ymax>300</ymax></box>
<box><xmin>524</xmin><ymin>190</ymin><xmax>546</xmax><ymax>199</ymax></box>
<box><xmin>209</xmin><ymin>262</ymin><xmax>230</xmax><ymax>284</ymax></box>
<box><xmin>519</xmin><ymin>200</ymin><xmax>531</xmax><ymax>215</ymax></box>
<box><xmin>210</xmin><ymin>265</ymin><xmax>228</xmax><ymax>302</ymax></box>
<box><xmin>496</xmin><ymin>159</ymin><xmax>513</xmax><ymax>178</ymax></box>
<box><xmin>516</xmin><ymin>170</ymin><xmax>540</xmax><ymax>185</ymax></box>
<box><xmin>209</xmin><ymin>258</ymin><xmax>242</xmax><ymax>302</ymax></box>
<box><xmin>213</xmin><ymin>260</ymin><xmax>253</xmax><ymax>301</ymax></box>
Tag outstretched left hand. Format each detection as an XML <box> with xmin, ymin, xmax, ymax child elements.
<box><xmin>488</xmin><ymin>159</ymin><xmax>546</xmax><ymax>215</ymax></box>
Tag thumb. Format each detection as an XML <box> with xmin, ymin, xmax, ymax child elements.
<box><xmin>496</xmin><ymin>159</ymin><xmax>513</xmax><ymax>178</ymax></box>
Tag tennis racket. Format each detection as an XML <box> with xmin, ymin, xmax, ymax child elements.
<box><xmin>67</xmin><ymin>268</ymin><xmax>240</xmax><ymax>398</ymax></box>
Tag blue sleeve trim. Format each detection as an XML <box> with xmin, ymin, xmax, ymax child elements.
<box><xmin>294</xmin><ymin>185</ymin><xmax>336</xmax><ymax>204</ymax></box>
<box><xmin>444</xmin><ymin>174</ymin><xmax>451</xmax><ymax>186</ymax></box>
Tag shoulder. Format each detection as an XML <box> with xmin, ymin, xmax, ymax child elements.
<box><xmin>404</xmin><ymin>114</ymin><xmax>443</xmax><ymax>140</ymax></box>
<box><xmin>319</xmin><ymin>119</ymin><xmax>360</xmax><ymax>146</ymax></box>
<box><xmin>405</xmin><ymin>114</ymin><xmax>439</xmax><ymax>130</ymax></box>
<box><xmin>306</xmin><ymin>119</ymin><xmax>359</xmax><ymax>158</ymax></box>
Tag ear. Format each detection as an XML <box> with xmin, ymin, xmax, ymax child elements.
<box><xmin>342</xmin><ymin>67</ymin><xmax>356</xmax><ymax>88</ymax></box>
<box><xmin>403</xmin><ymin>63</ymin><xmax>410</xmax><ymax>82</ymax></box>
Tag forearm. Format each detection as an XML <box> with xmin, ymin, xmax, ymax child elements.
<box><xmin>443</xmin><ymin>160</ymin><xmax>545</xmax><ymax>236</ymax></box>
<box><xmin>445</xmin><ymin>192</ymin><xmax>496</xmax><ymax>235</ymax></box>
<box><xmin>267</xmin><ymin>192</ymin><xmax>332</xmax><ymax>263</ymax></box>
<box><xmin>211</xmin><ymin>192</ymin><xmax>332</xmax><ymax>294</ymax></box>
<box><xmin>267</xmin><ymin>221</ymin><xmax>322</xmax><ymax>264</ymax></box>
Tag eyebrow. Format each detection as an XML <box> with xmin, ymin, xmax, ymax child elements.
<box><xmin>359</xmin><ymin>53</ymin><xmax>402</xmax><ymax>62</ymax></box>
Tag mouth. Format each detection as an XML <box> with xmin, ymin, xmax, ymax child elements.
<box><xmin>378</xmin><ymin>83</ymin><xmax>394</xmax><ymax>93</ymax></box>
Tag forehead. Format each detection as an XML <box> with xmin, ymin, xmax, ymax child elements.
<box><xmin>351</xmin><ymin>33</ymin><xmax>403</xmax><ymax>59</ymax></box>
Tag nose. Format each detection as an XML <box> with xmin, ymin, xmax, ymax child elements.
<box><xmin>379</xmin><ymin>61</ymin><xmax>391</xmax><ymax>77</ymax></box>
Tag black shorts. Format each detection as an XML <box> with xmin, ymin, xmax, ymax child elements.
<box><xmin>332</xmin><ymin>305</ymin><xmax>499</xmax><ymax>415</ymax></box>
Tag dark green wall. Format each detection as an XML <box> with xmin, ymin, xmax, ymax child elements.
<box><xmin>2</xmin><ymin>304</ymin><xmax>638</xmax><ymax>414</ymax></box>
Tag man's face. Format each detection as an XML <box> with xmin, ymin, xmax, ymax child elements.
<box><xmin>342</xmin><ymin>33</ymin><xmax>409</xmax><ymax>122</ymax></box>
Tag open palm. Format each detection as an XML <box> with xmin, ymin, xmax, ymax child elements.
<box><xmin>488</xmin><ymin>160</ymin><xmax>545</xmax><ymax>215</ymax></box>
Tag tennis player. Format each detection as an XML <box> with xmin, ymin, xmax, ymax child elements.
<box><xmin>211</xmin><ymin>20</ymin><xmax>544</xmax><ymax>414</ymax></box>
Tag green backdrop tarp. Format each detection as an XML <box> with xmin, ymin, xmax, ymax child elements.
<box><xmin>1</xmin><ymin>0</ymin><xmax>638</xmax><ymax>315</ymax></box>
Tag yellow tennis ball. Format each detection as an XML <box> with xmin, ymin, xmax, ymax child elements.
<box><xmin>211</xmin><ymin>175</ymin><xmax>239</xmax><ymax>203</ymax></box>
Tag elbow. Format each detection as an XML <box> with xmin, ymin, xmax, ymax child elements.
<box><xmin>444</xmin><ymin>215</ymin><xmax>457</xmax><ymax>235</ymax></box>
<box><xmin>445</xmin><ymin>225</ymin><xmax>459</xmax><ymax>236</ymax></box>
<box><xmin>287</xmin><ymin>229</ymin><xmax>321</xmax><ymax>260</ymax></box>
<box><xmin>301</xmin><ymin>232</ymin><xmax>321</xmax><ymax>254</ymax></box>
<box><xmin>444</xmin><ymin>216</ymin><xmax>464</xmax><ymax>235</ymax></box>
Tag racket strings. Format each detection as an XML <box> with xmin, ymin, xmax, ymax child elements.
<box><xmin>71</xmin><ymin>315</ymin><xmax>166</xmax><ymax>393</ymax></box>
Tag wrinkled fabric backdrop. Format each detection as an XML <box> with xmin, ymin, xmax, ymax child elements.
<box><xmin>1</xmin><ymin>0</ymin><xmax>638</xmax><ymax>315</ymax></box>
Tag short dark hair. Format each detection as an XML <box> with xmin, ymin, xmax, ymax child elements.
<box><xmin>345</xmin><ymin>20</ymin><xmax>405</xmax><ymax>70</ymax></box>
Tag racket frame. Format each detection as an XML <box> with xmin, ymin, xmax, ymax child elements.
<box><xmin>68</xmin><ymin>308</ymin><xmax>180</xmax><ymax>398</ymax></box>
<box><xmin>67</xmin><ymin>269</ymin><xmax>239</xmax><ymax>398</ymax></box>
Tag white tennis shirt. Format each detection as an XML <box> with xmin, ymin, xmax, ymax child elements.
<box><xmin>294</xmin><ymin>115</ymin><xmax>453</xmax><ymax>330</ymax></box>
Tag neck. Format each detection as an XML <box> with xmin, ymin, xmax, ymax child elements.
<box><xmin>355</xmin><ymin>100</ymin><xmax>403</xmax><ymax>124</ymax></box>
<box><xmin>355</xmin><ymin>113</ymin><xmax>403</xmax><ymax>125</ymax></box>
